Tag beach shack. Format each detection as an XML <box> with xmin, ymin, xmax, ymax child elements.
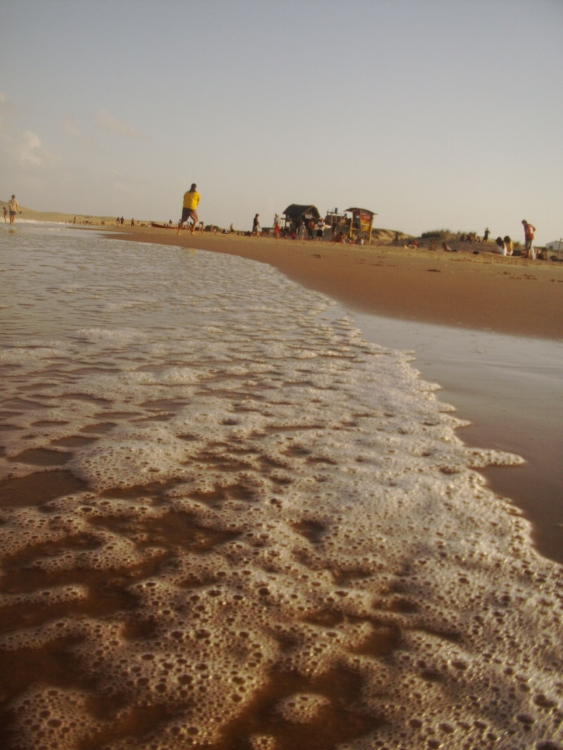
<box><xmin>282</xmin><ymin>204</ymin><xmax>321</xmax><ymax>234</ymax></box>
<box><xmin>324</xmin><ymin>208</ymin><xmax>345</xmax><ymax>234</ymax></box>
<box><xmin>344</xmin><ymin>207</ymin><xmax>377</xmax><ymax>243</ymax></box>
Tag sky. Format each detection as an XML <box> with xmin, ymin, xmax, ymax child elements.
<box><xmin>0</xmin><ymin>0</ymin><xmax>562</xmax><ymax>243</ymax></box>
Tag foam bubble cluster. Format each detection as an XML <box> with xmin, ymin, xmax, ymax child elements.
<box><xmin>0</xmin><ymin>231</ymin><xmax>561</xmax><ymax>749</ymax></box>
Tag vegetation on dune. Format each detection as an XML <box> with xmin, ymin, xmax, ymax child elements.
<box><xmin>421</xmin><ymin>229</ymin><xmax>451</xmax><ymax>240</ymax></box>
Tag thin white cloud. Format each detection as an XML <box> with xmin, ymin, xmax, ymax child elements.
<box><xmin>96</xmin><ymin>108</ymin><xmax>148</xmax><ymax>141</ymax></box>
<box><xmin>18</xmin><ymin>130</ymin><xmax>42</xmax><ymax>165</ymax></box>
<box><xmin>0</xmin><ymin>92</ymin><xmax>58</xmax><ymax>168</ymax></box>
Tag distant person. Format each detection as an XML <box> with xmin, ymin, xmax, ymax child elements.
<box><xmin>8</xmin><ymin>195</ymin><xmax>22</xmax><ymax>224</ymax></box>
<box><xmin>252</xmin><ymin>214</ymin><xmax>260</xmax><ymax>236</ymax></box>
<box><xmin>307</xmin><ymin>219</ymin><xmax>315</xmax><ymax>241</ymax></box>
<box><xmin>504</xmin><ymin>236</ymin><xmax>514</xmax><ymax>256</ymax></box>
<box><xmin>298</xmin><ymin>221</ymin><xmax>306</xmax><ymax>240</ymax></box>
<box><xmin>483</xmin><ymin>227</ymin><xmax>490</xmax><ymax>242</ymax></box>
<box><xmin>131</xmin><ymin>218</ymin><xmax>135</xmax><ymax>226</ymax></box>
<box><xmin>522</xmin><ymin>219</ymin><xmax>536</xmax><ymax>259</ymax></box>
<box><xmin>229</xmin><ymin>223</ymin><xmax>234</xmax><ymax>233</ymax></box>
<box><xmin>178</xmin><ymin>183</ymin><xmax>200</xmax><ymax>235</ymax></box>
<box><xmin>3</xmin><ymin>206</ymin><xmax>7</xmax><ymax>223</ymax></box>
<box><xmin>394</xmin><ymin>231</ymin><xmax>399</xmax><ymax>245</ymax></box>
<box><xmin>493</xmin><ymin>237</ymin><xmax>507</xmax><ymax>256</ymax></box>
<box><xmin>274</xmin><ymin>222</ymin><xmax>281</xmax><ymax>239</ymax></box>
<box><xmin>315</xmin><ymin>218</ymin><xmax>325</xmax><ymax>242</ymax></box>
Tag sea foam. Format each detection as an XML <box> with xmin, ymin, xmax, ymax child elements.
<box><xmin>0</xmin><ymin>230</ymin><xmax>561</xmax><ymax>749</ymax></box>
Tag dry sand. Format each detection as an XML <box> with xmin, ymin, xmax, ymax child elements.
<box><xmin>100</xmin><ymin>226</ymin><xmax>563</xmax><ymax>341</ymax></box>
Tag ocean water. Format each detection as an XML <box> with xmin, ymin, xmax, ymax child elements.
<box><xmin>0</xmin><ymin>227</ymin><xmax>562</xmax><ymax>750</ymax></box>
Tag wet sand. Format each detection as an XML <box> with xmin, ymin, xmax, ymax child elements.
<box><xmin>101</xmin><ymin>226</ymin><xmax>563</xmax><ymax>341</ymax></box>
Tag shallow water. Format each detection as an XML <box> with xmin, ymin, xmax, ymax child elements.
<box><xmin>353</xmin><ymin>314</ymin><xmax>563</xmax><ymax>563</ymax></box>
<box><xmin>0</xmin><ymin>227</ymin><xmax>562</xmax><ymax>749</ymax></box>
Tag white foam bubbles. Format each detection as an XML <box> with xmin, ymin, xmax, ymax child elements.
<box><xmin>0</xmin><ymin>231</ymin><xmax>561</xmax><ymax>749</ymax></box>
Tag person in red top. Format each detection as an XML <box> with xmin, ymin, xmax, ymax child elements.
<box><xmin>521</xmin><ymin>219</ymin><xmax>536</xmax><ymax>260</ymax></box>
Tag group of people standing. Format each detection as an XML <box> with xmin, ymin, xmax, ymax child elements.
<box><xmin>250</xmin><ymin>213</ymin><xmax>326</xmax><ymax>241</ymax></box>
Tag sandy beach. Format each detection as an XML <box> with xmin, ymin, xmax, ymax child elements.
<box><xmin>102</xmin><ymin>226</ymin><xmax>563</xmax><ymax>341</ymax></box>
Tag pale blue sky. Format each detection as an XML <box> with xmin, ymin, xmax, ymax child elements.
<box><xmin>1</xmin><ymin>0</ymin><xmax>562</xmax><ymax>243</ymax></box>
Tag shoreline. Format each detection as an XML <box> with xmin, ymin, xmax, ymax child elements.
<box><xmin>353</xmin><ymin>313</ymin><xmax>563</xmax><ymax>564</ymax></box>
<box><xmin>93</xmin><ymin>226</ymin><xmax>563</xmax><ymax>563</ymax></box>
<box><xmin>96</xmin><ymin>226</ymin><xmax>563</xmax><ymax>341</ymax></box>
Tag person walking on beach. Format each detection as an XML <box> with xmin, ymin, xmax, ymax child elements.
<box><xmin>3</xmin><ymin>206</ymin><xmax>7</xmax><ymax>223</ymax></box>
<box><xmin>315</xmin><ymin>218</ymin><xmax>325</xmax><ymax>242</ymax></box>
<box><xmin>483</xmin><ymin>227</ymin><xmax>490</xmax><ymax>242</ymax></box>
<box><xmin>178</xmin><ymin>184</ymin><xmax>200</xmax><ymax>235</ymax></box>
<box><xmin>522</xmin><ymin>219</ymin><xmax>536</xmax><ymax>260</ymax></box>
<box><xmin>8</xmin><ymin>195</ymin><xmax>22</xmax><ymax>224</ymax></box>
<box><xmin>252</xmin><ymin>214</ymin><xmax>260</xmax><ymax>237</ymax></box>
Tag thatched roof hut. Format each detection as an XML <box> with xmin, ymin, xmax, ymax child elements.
<box><xmin>282</xmin><ymin>204</ymin><xmax>321</xmax><ymax>226</ymax></box>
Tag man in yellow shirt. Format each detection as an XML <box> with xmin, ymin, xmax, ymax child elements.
<box><xmin>177</xmin><ymin>183</ymin><xmax>200</xmax><ymax>235</ymax></box>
